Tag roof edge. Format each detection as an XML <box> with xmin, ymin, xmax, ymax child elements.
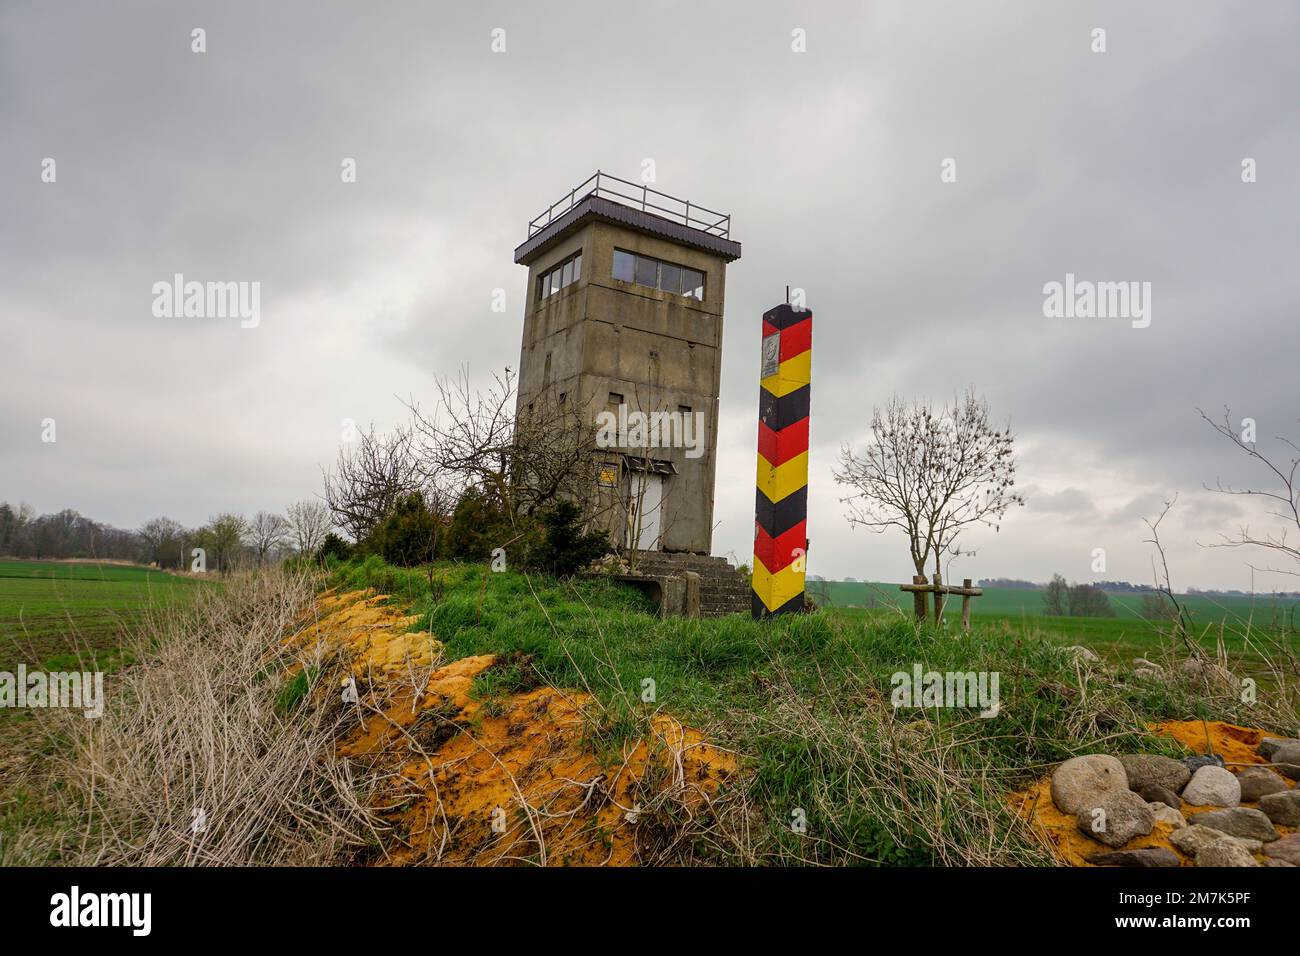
<box><xmin>515</xmin><ymin>196</ymin><xmax>742</xmax><ymax>265</ymax></box>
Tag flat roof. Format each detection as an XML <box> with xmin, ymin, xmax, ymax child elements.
<box><xmin>515</xmin><ymin>172</ymin><xmax>741</xmax><ymax>266</ymax></box>
<box><xmin>515</xmin><ymin>195</ymin><xmax>743</xmax><ymax>265</ymax></box>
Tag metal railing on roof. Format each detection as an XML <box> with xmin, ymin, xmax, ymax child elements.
<box><xmin>527</xmin><ymin>171</ymin><xmax>731</xmax><ymax>239</ymax></box>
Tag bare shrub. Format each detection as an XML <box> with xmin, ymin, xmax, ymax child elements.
<box><xmin>323</xmin><ymin>422</ymin><xmax>424</xmax><ymax>543</ymax></box>
<box><xmin>406</xmin><ymin>367</ymin><xmax>600</xmax><ymax>525</ymax></box>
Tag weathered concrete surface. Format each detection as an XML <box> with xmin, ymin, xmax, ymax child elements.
<box><xmin>516</xmin><ymin>207</ymin><xmax>739</xmax><ymax>555</ymax></box>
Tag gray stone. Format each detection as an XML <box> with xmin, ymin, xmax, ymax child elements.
<box><xmin>1051</xmin><ymin>754</ymin><xmax>1128</xmax><ymax>814</ymax></box>
<box><xmin>1196</xmin><ymin>839</ymin><xmax>1258</xmax><ymax>867</ymax></box>
<box><xmin>1181</xmin><ymin>765</ymin><xmax>1240</xmax><ymax>807</ymax></box>
<box><xmin>1176</xmin><ymin>657</ymin><xmax>1236</xmax><ymax>687</ymax></box>
<box><xmin>1257</xmin><ymin>789</ymin><xmax>1300</xmax><ymax>827</ymax></box>
<box><xmin>1132</xmin><ymin>658</ymin><xmax>1164</xmax><ymax>677</ymax></box>
<box><xmin>1120</xmin><ymin>754</ymin><xmax>1191</xmax><ymax>794</ymax></box>
<box><xmin>1064</xmin><ymin>645</ymin><xmax>1100</xmax><ymax>663</ymax></box>
<box><xmin>1187</xmin><ymin>807</ymin><xmax>1278</xmax><ymax>842</ymax></box>
<box><xmin>1149</xmin><ymin>803</ymin><xmax>1186</xmax><ymax>828</ymax></box>
<box><xmin>1137</xmin><ymin>783</ymin><xmax>1182</xmax><ymax>810</ymax></box>
<box><xmin>1086</xmin><ymin>847</ymin><xmax>1180</xmax><ymax>867</ymax></box>
<box><xmin>1263</xmin><ymin>834</ymin><xmax>1300</xmax><ymax>866</ymax></box>
<box><xmin>1182</xmin><ymin>753</ymin><xmax>1225</xmax><ymax>773</ymax></box>
<box><xmin>1258</xmin><ymin>737</ymin><xmax>1300</xmax><ymax>759</ymax></box>
<box><xmin>1076</xmin><ymin>789</ymin><xmax>1155</xmax><ymax>848</ymax></box>
<box><xmin>1236</xmin><ymin>766</ymin><xmax>1288</xmax><ymax>802</ymax></box>
<box><xmin>1169</xmin><ymin>824</ymin><xmax>1260</xmax><ymax>859</ymax></box>
<box><xmin>1273</xmin><ymin>742</ymin><xmax>1300</xmax><ymax>781</ymax></box>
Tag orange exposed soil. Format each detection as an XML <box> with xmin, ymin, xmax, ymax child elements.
<box><xmin>1012</xmin><ymin>720</ymin><xmax>1296</xmax><ymax>866</ymax></box>
<box><xmin>1151</xmin><ymin>720</ymin><xmax>1265</xmax><ymax>769</ymax></box>
<box><xmin>289</xmin><ymin>589</ymin><xmax>736</xmax><ymax>866</ymax></box>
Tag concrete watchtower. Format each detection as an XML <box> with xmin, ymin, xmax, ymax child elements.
<box><xmin>513</xmin><ymin>172</ymin><xmax>742</xmax><ymax>554</ymax></box>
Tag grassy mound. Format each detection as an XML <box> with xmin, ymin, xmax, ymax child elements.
<box><xmin>323</xmin><ymin>556</ymin><xmax>1300</xmax><ymax>865</ymax></box>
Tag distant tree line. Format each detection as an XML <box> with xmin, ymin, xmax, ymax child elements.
<box><xmin>1041</xmin><ymin>574</ymin><xmax>1114</xmax><ymax>618</ymax></box>
<box><xmin>0</xmin><ymin>499</ymin><xmax>333</xmax><ymax>575</ymax></box>
<box><xmin>976</xmin><ymin>578</ymin><xmax>1041</xmax><ymax>591</ymax></box>
<box><xmin>0</xmin><ymin>503</ymin><xmax>138</xmax><ymax>561</ymax></box>
<box><xmin>2</xmin><ymin>367</ymin><xmax>617</xmax><ymax>580</ymax></box>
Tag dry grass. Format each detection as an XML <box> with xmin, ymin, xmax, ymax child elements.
<box><xmin>21</xmin><ymin>568</ymin><xmax>384</xmax><ymax>866</ymax></box>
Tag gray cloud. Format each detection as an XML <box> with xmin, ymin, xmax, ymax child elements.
<box><xmin>2</xmin><ymin>0</ymin><xmax>1297</xmax><ymax>590</ymax></box>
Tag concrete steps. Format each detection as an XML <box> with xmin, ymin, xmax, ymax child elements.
<box><xmin>624</xmin><ymin>552</ymin><xmax>751</xmax><ymax>617</ymax></box>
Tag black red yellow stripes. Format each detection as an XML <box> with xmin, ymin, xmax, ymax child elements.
<box><xmin>753</xmin><ymin>303</ymin><xmax>811</xmax><ymax>618</ymax></box>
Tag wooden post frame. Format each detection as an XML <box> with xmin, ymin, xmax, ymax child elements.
<box><xmin>900</xmin><ymin>577</ymin><xmax>984</xmax><ymax>631</ymax></box>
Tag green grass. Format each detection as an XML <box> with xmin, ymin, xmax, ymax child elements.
<box><xmin>326</xmin><ymin>555</ymin><xmax>1300</xmax><ymax>865</ymax></box>
<box><xmin>0</xmin><ymin>559</ymin><xmax>206</xmax><ymax>672</ymax></box>
<box><xmin>814</xmin><ymin>580</ymin><xmax>1300</xmax><ymax>657</ymax></box>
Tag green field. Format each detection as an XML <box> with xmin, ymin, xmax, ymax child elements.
<box><xmin>814</xmin><ymin>580</ymin><xmax>1300</xmax><ymax>661</ymax></box>
<box><xmin>0</xmin><ymin>559</ymin><xmax>205</xmax><ymax>672</ymax></box>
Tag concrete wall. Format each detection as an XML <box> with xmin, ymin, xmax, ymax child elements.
<box><xmin>516</xmin><ymin>216</ymin><xmax>732</xmax><ymax>554</ymax></box>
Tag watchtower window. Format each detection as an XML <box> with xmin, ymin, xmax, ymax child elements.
<box><xmin>612</xmin><ymin>248</ymin><xmax>705</xmax><ymax>301</ymax></box>
<box><xmin>538</xmin><ymin>251</ymin><xmax>582</xmax><ymax>303</ymax></box>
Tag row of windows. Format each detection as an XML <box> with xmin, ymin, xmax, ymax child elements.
<box><xmin>613</xmin><ymin>249</ymin><xmax>705</xmax><ymax>300</ymax></box>
<box><xmin>537</xmin><ymin>251</ymin><xmax>582</xmax><ymax>301</ymax></box>
<box><xmin>537</xmin><ymin>248</ymin><xmax>706</xmax><ymax>305</ymax></box>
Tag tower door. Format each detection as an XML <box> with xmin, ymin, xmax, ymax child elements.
<box><xmin>629</xmin><ymin>472</ymin><xmax>664</xmax><ymax>551</ymax></box>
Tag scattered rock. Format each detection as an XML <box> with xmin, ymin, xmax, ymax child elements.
<box><xmin>1138</xmin><ymin>783</ymin><xmax>1182</xmax><ymax>810</ymax></box>
<box><xmin>1176</xmin><ymin>657</ymin><xmax>1236</xmax><ymax>687</ymax></box>
<box><xmin>1182</xmin><ymin>754</ymin><xmax>1226</xmax><ymax>773</ymax></box>
<box><xmin>1051</xmin><ymin>754</ymin><xmax>1128</xmax><ymax>814</ymax></box>
<box><xmin>1196</xmin><ymin>839</ymin><xmax>1258</xmax><ymax>867</ymax></box>
<box><xmin>1087</xmin><ymin>847</ymin><xmax>1180</xmax><ymax>867</ymax></box>
<box><xmin>1236</xmin><ymin>766</ymin><xmax>1289</xmax><ymax>802</ymax></box>
<box><xmin>1257</xmin><ymin>790</ymin><xmax>1300</xmax><ymax>827</ymax></box>
<box><xmin>1263</xmin><ymin>834</ymin><xmax>1300</xmax><ymax>866</ymax></box>
<box><xmin>1181</xmin><ymin>765</ymin><xmax>1240</xmax><ymax>806</ymax></box>
<box><xmin>1064</xmin><ymin>645</ymin><xmax>1100</xmax><ymax>664</ymax></box>
<box><xmin>1187</xmin><ymin>807</ymin><xmax>1278</xmax><ymax>842</ymax></box>
<box><xmin>1272</xmin><ymin>742</ymin><xmax>1300</xmax><ymax>781</ymax></box>
<box><xmin>1121</xmin><ymin>754</ymin><xmax>1191</xmax><ymax>794</ymax></box>
<box><xmin>1076</xmin><ymin>789</ymin><xmax>1155</xmax><ymax>847</ymax></box>
<box><xmin>1133</xmin><ymin>658</ymin><xmax>1164</xmax><ymax>677</ymax></box>
<box><xmin>1149</xmin><ymin>803</ymin><xmax>1186</xmax><ymax>828</ymax></box>
<box><xmin>1170</xmin><ymin>824</ymin><xmax>1259</xmax><ymax>858</ymax></box>
<box><xmin>1259</xmin><ymin>737</ymin><xmax>1300</xmax><ymax>759</ymax></box>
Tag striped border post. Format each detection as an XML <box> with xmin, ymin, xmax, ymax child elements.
<box><xmin>753</xmin><ymin>302</ymin><xmax>811</xmax><ymax>618</ymax></box>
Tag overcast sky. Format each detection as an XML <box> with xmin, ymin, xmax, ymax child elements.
<box><xmin>2</xmin><ymin>1</ymin><xmax>1298</xmax><ymax>590</ymax></box>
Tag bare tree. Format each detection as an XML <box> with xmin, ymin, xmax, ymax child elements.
<box><xmin>322</xmin><ymin>422</ymin><xmax>424</xmax><ymax>542</ymax></box>
<box><xmin>247</xmin><ymin>510</ymin><xmax>290</xmax><ymax>565</ymax></box>
<box><xmin>1200</xmin><ymin>407</ymin><xmax>1300</xmax><ymax>580</ymax></box>
<box><xmin>1067</xmin><ymin>582</ymin><xmax>1114</xmax><ymax>618</ymax></box>
<box><xmin>201</xmin><ymin>512</ymin><xmax>248</xmax><ymax>575</ymax></box>
<box><xmin>286</xmin><ymin>500</ymin><xmax>332</xmax><ymax>555</ymax></box>
<box><xmin>406</xmin><ymin>367</ymin><xmax>598</xmax><ymax>526</ymax></box>
<box><xmin>1042</xmin><ymin>573</ymin><xmax>1069</xmax><ymax>616</ymax></box>
<box><xmin>137</xmin><ymin>516</ymin><xmax>185</xmax><ymax>566</ymax></box>
<box><xmin>834</xmin><ymin>390</ymin><xmax>1023</xmax><ymax>587</ymax></box>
